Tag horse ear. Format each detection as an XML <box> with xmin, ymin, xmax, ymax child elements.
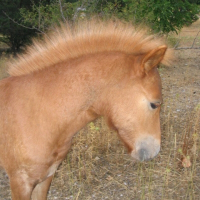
<box><xmin>142</xmin><ymin>45</ymin><xmax>167</xmax><ymax>72</ymax></box>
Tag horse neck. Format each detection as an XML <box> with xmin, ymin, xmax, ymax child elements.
<box><xmin>23</xmin><ymin>51</ymin><xmax>130</xmax><ymax>137</ymax></box>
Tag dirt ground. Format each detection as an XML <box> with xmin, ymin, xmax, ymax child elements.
<box><xmin>0</xmin><ymin>20</ymin><xmax>199</xmax><ymax>199</ymax></box>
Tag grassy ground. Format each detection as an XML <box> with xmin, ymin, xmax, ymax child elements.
<box><xmin>0</xmin><ymin>21</ymin><xmax>199</xmax><ymax>199</ymax></box>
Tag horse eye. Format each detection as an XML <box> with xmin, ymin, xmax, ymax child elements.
<box><xmin>150</xmin><ymin>103</ymin><xmax>158</xmax><ymax>109</ymax></box>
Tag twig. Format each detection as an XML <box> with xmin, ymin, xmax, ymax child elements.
<box><xmin>191</xmin><ymin>29</ymin><xmax>200</xmax><ymax>48</ymax></box>
<box><xmin>173</xmin><ymin>33</ymin><xmax>181</xmax><ymax>49</ymax></box>
<box><xmin>73</xmin><ymin>0</ymin><xmax>87</xmax><ymax>21</ymax></box>
<box><xmin>59</xmin><ymin>0</ymin><xmax>67</xmax><ymax>22</ymax></box>
<box><xmin>175</xmin><ymin>47</ymin><xmax>200</xmax><ymax>50</ymax></box>
<box><xmin>174</xmin><ymin>28</ymin><xmax>200</xmax><ymax>50</ymax></box>
<box><xmin>38</xmin><ymin>0</ymin><xmax>41</xmax><ymax>29</ymax></box>
<box><xmin>2</xmin><ymin>11</ymin><xmax>46</xmax><ymax>35</ymax></box>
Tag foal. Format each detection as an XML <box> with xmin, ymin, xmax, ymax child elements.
<box><xmin>0</xmin><ymin>19</ymin><xmax>172</xmax><ymax>199</ymax></box>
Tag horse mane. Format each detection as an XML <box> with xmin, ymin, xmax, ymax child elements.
<box><xmin>8</xmin><ymin>19</ymin><xmax>173</xmax><ymax>76</ymax></box>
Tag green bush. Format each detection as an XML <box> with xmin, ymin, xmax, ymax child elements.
<box><xmin>0</xmin><ymin>0</ymin><xmax>199</xmax><ymax>53</ymax></box>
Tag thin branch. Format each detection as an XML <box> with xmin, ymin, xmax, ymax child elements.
<box><xmin>38</xmin><ymin>0</ymin><xmax>41</xmax><ymax>29</ymax></box>
<box><xmin>173</xmin><ymin>33</ymin><xmax>181</xmax><ymax>49</ymax></box>
<box><xmin>174</xmin><ymin>29</ymin><xmax>200</xmax><ymax>50</ymax></box>
<box><xmin>73</xmin><ymin>0</ymin><xmax>87</xmax><ymax>21</ymax></box>
<box><xmin>175</xmin><ymin>47</ymin><xmax>200</xmax><ymax>50</ymax></box>
<box><xmin>191</xmin><ymin>29</ymin><xmax>200</xmax><ymax>48</ymax></box>
<box><xmin>2</xmin><ymin>11</ymin><xmax>46</xmax><ymax>35</ymax></box>
<box><xmin>59</xmin><ymin>0</ymin><xmax>67</xmax><ymax>22</ymax></box>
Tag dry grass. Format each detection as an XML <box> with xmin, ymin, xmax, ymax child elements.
<box><xmin>45</xmin><ymin>99</ymin><xmax>199</xmax><ymax>200</ymax></box>
<box><xmin>168</xmin><ymin>18</ymin><xmax>200</xmax><ymax>49</ymax></box>
<box><xmin>0</xmin><ymin>21</ymin><xmax>200</xmax><ymax>200</ymax></box>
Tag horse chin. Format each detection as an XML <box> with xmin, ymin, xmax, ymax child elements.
<box><xmin>130</xmin><ymin>136</ymin><xmax>160</xmax><ymax>162</ymax></box>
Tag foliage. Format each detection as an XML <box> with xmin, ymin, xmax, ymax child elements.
<box><xmin>147</xmin><ymin>0</ymin><xmax>199</xmax><ymax>34</ymax></box>
<box><xmin>122</xmin><ymin>0</ymin><xmax>199</xmax><ymax>34</ymax></box>
<box><xmin>0</xmin><ymin>0</ymin><xmax>37</xmax><ymax>53</ymax></box>
<box><xmin>20</xmin><ymin>1</ymin><xmax>76</xmax><ymax>32</ymax></box>
<box><xmin>77</xmin><ymin>0</ymin><xmax>125</xmax><ymax>19</ymax></box>
<box><xmin>0</xmin><ymin>0</ymin><xmax>199</xmax><ymax>53</ymax></box>
<box><xmin>19</xmin><ymin>0</ymin><xmax>199</xmax><ymax>34</ymax></box>
<box><xmin>19</xmin><ymin>0</ymin><xmax>125</xmax><ymax>28</ymax></box>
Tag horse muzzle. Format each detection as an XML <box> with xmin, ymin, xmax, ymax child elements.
<box><xmin>131</xmin><ymin>136</ymin><xmax>160</xmax><ymax>161</ymax></box>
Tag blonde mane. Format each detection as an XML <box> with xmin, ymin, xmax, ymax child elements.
<box><xmin>8</xmin><ymin>19</ymin><xmax>173</xmax><ymax>76</ymax></box>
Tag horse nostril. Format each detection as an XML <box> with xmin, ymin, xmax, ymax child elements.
<box><xmin>138</xmin><ymin>148</ymin><xmax>150</xmax><ymax>161</ymax></box>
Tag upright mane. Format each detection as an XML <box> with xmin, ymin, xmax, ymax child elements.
<box><xmin>8</xmin><ymin>19</ymin><xmax>173</xmax><ymax>76</ymax></box>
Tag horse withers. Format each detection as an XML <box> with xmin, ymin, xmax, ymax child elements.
<box><xmin>0</xmin><ymin>19</ymin><xmax>173</xmax><ymax>200</ymax></box>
